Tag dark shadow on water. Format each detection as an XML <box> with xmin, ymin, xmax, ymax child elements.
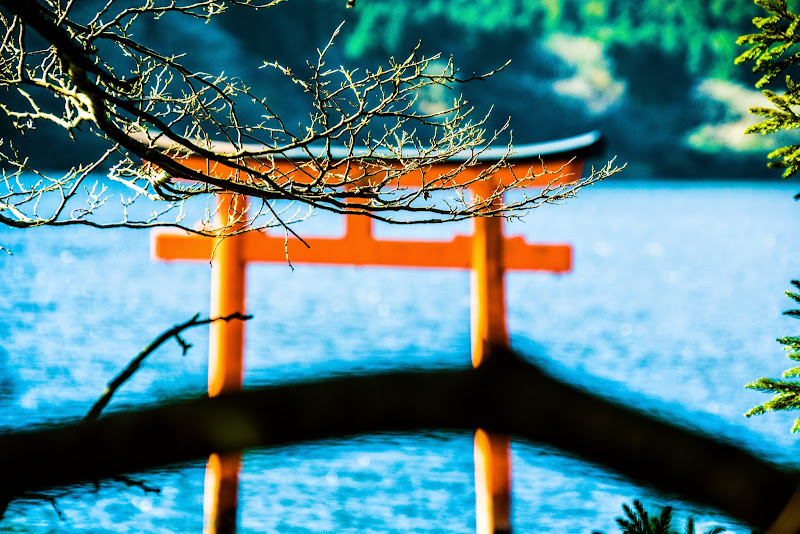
<box><xmin>514</xmin><ymin>344</ymin><xmax>800</xmax><ymax>470</ymax></box>
<box><xmin>0</xmin><ymin>345</ymin><xmax>14</xmax><ymax>403</ymax></box>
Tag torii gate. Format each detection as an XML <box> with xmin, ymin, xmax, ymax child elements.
<box><xmin>149</xmin><ymin>131</ymin><xmax>603</xmax><ymax>534</ymax></box>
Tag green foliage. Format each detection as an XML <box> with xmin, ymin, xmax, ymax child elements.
<box><xmin>735</xmin><ymin>0</ymin><xmax>800</xmax><ymax>88</ymax></box>
<box><xmin>737</xmin><ymin>0</ymin><xmax>800</xmax><ymax>187</ymax></box>
<box><xmin>592</xmin><ymin>500</ymin><xmax>726</xmax><ymax>534</ymax></box>
<box><xmin>745</xmin><ymin>281</ymin><xmax>800</xmax><ymax>432</ymax></box>
<box><xmin>338</xmin><ymin>0</ymin><xmax>760</xmax><ymax>79</ymax></box>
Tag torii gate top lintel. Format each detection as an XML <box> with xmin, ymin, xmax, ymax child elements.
<box><xmin>152</xmin><ymin>129</ymin><xmax>603</xmax><ymax>163</ymax></box>
<box><xmin>139</xmin><ymin>130</ymin><xmax>605</xmax><ymax>190</ymax></box>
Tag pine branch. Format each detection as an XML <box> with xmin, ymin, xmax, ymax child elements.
<box><xmin>744</xmin><ymin>280</ymin><xmax>800</xmax><ymax>430</ymax></box>
<box><xmin>601</xmin><ymin>501</ymin><xmax>726</xmax><ymax>534</ymax></box>
<box><xmin>746</xmin><ymin>376</ymin><xmax>800</xmax><ymax>394</ymax></box>
<box><xmin>654</xmin><ymin>506</ymin><xmax>674</xmax><ymax>534</ymax></box>
<box><xmin>737</xmin><ymin>0</ymin><xmax>800</xmax><ymax>187</ymax></box>
<box><xmin>779</xmin><ymin>334</ymin><xmax>800</xmax><ymax>351</ymax></box>
<box><xmin>781</xmin><ymin>365</ymin><xmax>800</xmax><ymax>376</ymax></box>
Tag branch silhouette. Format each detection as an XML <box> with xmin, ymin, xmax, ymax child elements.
<box><xmin>85</xmin><ymin>312</ymin><xmax>252</xmax><ymax>422</ymax></box>
<box><xmin>0</xmin><ymin>351</ymin><xmax>795</xmax><ymax>531</ymax></box>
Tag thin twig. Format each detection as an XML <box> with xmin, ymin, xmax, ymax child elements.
<box><xmin>46</xmin><ymin>496</ymin><xmax>65</xmax><ymax>521</ymax></box>
<box><xmin>85</xmin><ymin>312</ymin><xmax>252</xmax><ymax>421</ymax></box>
<box><xmin>0</xmin><ymin>313</ymin><xmax>251</xmax><ymax>521</ymax></box>
<box><xmin>112</xmin><ymin>475</ymin><xmax>161</xmax><ymax>494</ymax></box>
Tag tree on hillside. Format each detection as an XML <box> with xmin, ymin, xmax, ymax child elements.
<box><xmin>0</xmin><ymin>0</ymin><xmax>617</xmax><ymax>245</ymax></box>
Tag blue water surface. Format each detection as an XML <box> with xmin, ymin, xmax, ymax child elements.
<box><xmin>0</xmin><ymin>179</ymin><xmax>797</xmax><ymax>532</ymax></box>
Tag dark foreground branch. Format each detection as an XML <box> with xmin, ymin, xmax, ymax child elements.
<box><xmin>85</xmin><ymin>312</ymin><xmax>252</xmax><ymax>421</ymax></box>
<box><xmin>0</xmin><ymin>351</ymin><xmax>796</xmax><ymax>530</ymax></box>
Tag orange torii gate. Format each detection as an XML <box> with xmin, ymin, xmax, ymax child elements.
<box><xmin>149</xmin><ymin>131</ymin><xmax>603</xmax><ymax>534</ymax></box>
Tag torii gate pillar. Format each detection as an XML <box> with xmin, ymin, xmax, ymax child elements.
<box><xmin>208</xmin><ymin>193</ymin><xmax>247</xmax><ymax>397</ymax></box>
<box><xmin>471</xmin><ymin>180</ymin><xmax>512</xmax><ymax>534</ymax></box>
<box><xmin>204</xmin><ymin>193</ymin><xmax>246</xmax><ymax>534</ymax></box>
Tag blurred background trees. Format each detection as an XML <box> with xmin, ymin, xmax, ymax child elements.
<box><xmin>327</xmin><ymin>0</ymin><xmax>799</xmax><ymax>177</ymax></box>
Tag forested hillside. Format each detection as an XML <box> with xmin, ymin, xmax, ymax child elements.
<box><xmin>3</xmin><ymin>0</ymin><xmax>794</xmax><ymax>177</ymax></box>
<box><xmin>337</xmin><ymin>0</ymin><xmax>756</xmax><ymax>78</ymax></box>
<box><xmin>312</xmin><ymin>0</ymin><xmax>789</xmax><ymax>177</ymax></box>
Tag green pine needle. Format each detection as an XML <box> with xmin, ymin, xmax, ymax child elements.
<box><xmin>782</xmin><ymin>365</ymin><xmax>800</xmax><ymax>376</ymax></box>
<box><xmin>598</xmin><ymin>501</ymin><xmax>725</xmax><ymax>534</ymax></box>
<box><xmin>744</xmin><ymin>280</ymin><xmax>800</xmax><ymax>431</ymax></box>
<box><xmin>779</xmin><ymin>334</ymin><xmax>800</xmax><ymax>349</ymax></box>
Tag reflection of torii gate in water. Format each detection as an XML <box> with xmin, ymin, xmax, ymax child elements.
<box><xmin>149</xmin><ymin>131</ymin><xmax>603</xmax><ymax>534</ymax></box>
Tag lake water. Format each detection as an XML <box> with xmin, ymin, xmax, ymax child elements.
<box><xmin>0</xmin><ymin>179</ymin><xmax>798</xmax><ymax>533</ymax></box>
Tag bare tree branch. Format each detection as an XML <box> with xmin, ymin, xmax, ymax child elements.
<box><xmin>85</xmin><ymin>312</ymin><xmax>252</xmax><ymax>422</ymax></box>
<box><xmin>0</xmin><ymin>0</ymin><xmax>621</xmax><ymax>240</ymax></box>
